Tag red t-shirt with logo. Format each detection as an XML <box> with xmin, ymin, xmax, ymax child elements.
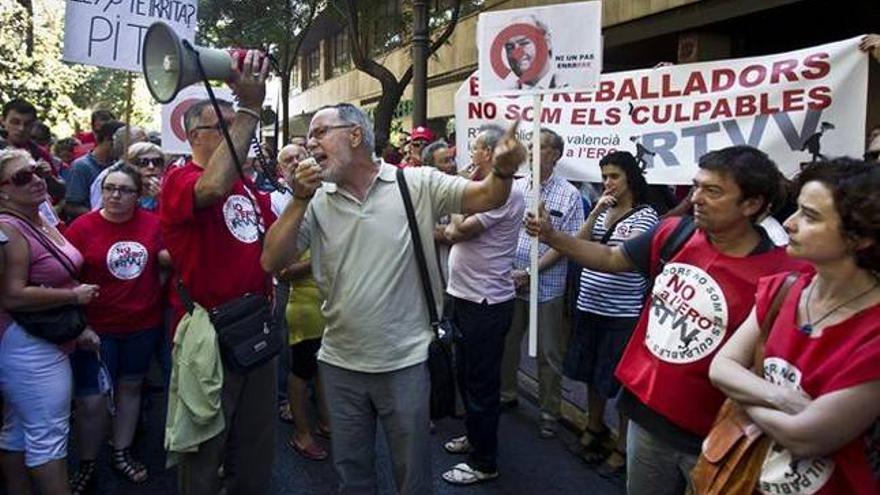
<box><xmin>754</xmin><ymin>272</ymin><xmax>880</xmax><ymax>495</ymax></box>
<box><xmin>65</xmin><ymin>209</ymin><xmax>164</xmax><ymax>334</ymax></box>
<box><xmin>616</xmin><ymin>217</ymin><xmax>805</xmax><ymax>437</ymax></box>
<box><xmin>160</xmin><ymin>161</ymin><xmax>274</xmax><ymax>329</ymax></box>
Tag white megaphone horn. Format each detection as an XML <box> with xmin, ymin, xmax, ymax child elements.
<box><xmin>142</xmin><ymin>22</ymin><xmax>241</xmax><ymax>104</ymax></box>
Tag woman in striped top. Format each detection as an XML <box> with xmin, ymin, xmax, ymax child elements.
<box><xmin>563</xmin><ymin>151</ymin><xmax>659</xmax><ymax>477</ymax></box>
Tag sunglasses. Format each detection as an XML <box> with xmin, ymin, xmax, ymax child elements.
<box><xmin>0</xmin><ymin>166</ymin><xmax>48</xmax><ymax>187</ymax></box>
<box><xmin>135</xmin><ymin>157</ymin><xmax>165</xmax><ymax>169</ymax></box>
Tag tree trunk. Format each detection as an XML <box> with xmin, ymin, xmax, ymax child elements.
<box><xmin>373</xmin><ymin>85</ymin><xmax>405</xmax><ymax>153</ymax></box>
<box><xmin>17</xmin><ymin>0</ymin><xmax>33</xmax><ymax>57</ymax></box>
<box><xmin>280</xmin><ymin>71</ymin><xmax>291</xmax><ymax>145</ymax></box>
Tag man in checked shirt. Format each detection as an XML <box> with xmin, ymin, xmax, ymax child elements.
<box><xmin>500</xmin><ymin>128</ymin><xmax>584</xmax><ymax>438</ymax></box>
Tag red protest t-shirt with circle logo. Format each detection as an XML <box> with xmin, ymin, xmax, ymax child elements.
<box><xmin>65</xmin><ymin>208</ymin><xmax>164</xmax><ymax>334</ymax></box>
<box><xmin>754</xmin><ymin>272</ymin><xmax>880</xmax><ymax>495</ymax></box>
<box><xmin>615</xmin><ymin>217</ymin><xmax>805</xmax><ymax>437</ymax></box>
<box><xmin>159</xmin><ymin>161</ymin><xmax>274</xmax><ymax>329</ymax></box>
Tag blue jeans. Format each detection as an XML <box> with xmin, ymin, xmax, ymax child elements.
<box><xmin>71</xmin><ymin>326</ymin><xmax>161</xmax><ymax>397</ymax></box>
<box><xmin>451</xmin><ymin>296</ymin><xmax>515</xmax><ymax>473</ymax></box>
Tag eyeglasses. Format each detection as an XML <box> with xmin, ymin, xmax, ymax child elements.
<box><xmin>135</xmin><ymin>157</ymin><xmax>165</xmax><ymax>169</ymax></box>
<box><xmin>193</xmin><ymin>119</ymin><xmax>235</xmax><ymax>132</ymax></box>
<box><xmin>102</xmin><ymin>185</ymin><xmax>139</xmax><ymax>196</ymax></box>
<box><xmin>308</xmin><ymin>124</ymin><xmax>355</xmax><ymax>141</ymax></box>
<box><xmin>0</xmin><ymin>166</ymin><xmax>48</xmax><ymax>187</ymax></box>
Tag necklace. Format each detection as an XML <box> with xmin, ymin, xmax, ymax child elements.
<box><xmin>801</xmin><ymin>278</ymin><xmax>879</xmax><ymax>334</ymax></box>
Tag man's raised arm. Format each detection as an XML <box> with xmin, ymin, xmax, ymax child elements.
<box><xmin>460</xmin><ymin>120</ymin><xmax>525</xmax><ymax>214</ymax></box>
<box><xmin>526</xmin><ymin>203</ymin><xmax>636</xmax><ymax>273</ymax></box>
<box><xmin>194</xmin><ymin>51</ymin><xmax>269</xmax><ymax>208</ymax></box>
<box><xmin>261</xmin><ymin>159</ymin><xmax>322</xmax><ymax>273</ymax></box>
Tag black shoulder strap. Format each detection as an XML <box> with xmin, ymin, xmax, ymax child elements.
<box><xmin>599</xmin><ymin>204</ymin><xmax>650</xmax><ymax>244</ymax></box>
<box><xmin>654</xmin><ymin>215</ymin><xmax>697</xmax><ymax>277</ymax></box>
<box><xmin>396</xmin><ymin>168</ymin><xmax>439</xmax><ymax>334</ymax></box>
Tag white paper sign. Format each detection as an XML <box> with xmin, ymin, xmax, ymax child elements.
<box><xmin>457</xmin><ymin>37</ymin><xmax>868</xmax><ymax>184</ymax></box>
<box><xmin>477</xmin><ymin>1</ymin><xmax>602</xmax><ymax>96</ymax></box>
<box><xmin>63</xmin><ymin>0</ymin><xmax>198</xmax><ymax>72</ymax></box>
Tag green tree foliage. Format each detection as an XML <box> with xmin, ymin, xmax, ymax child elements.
<box><xmin>0</xmin><ymin>0</ymin><xmax>157</xmax><ymax>137</ymax></box>
<box><xmin>0</xmin><ymin>0</ymin><xmax>91</xmax><ymax>135</ymax></box>
<box><xmin>332</xmin><ymin>0</ymin><xmax>466</xmax><ymax>150</ymax></box>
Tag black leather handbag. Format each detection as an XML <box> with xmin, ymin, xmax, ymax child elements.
<box><xmin>396</xmin><ymin>169</ymin><xmax>457</xmax><ymax>420</ymax></box>
<box><xmin>0</xmin><ymin>211</ymin><xmax>87</xmax><ymax>344</ymax></box>
<box><xmin>11</xmin><ymin>303</ymin><xmax>87</xmax><ymax>344</ymax></box>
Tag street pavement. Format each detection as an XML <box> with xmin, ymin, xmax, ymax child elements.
<box><xmin>50</xmin><ymin>387</ymin><xmax>626</xmax><ymax>495</ymax></box>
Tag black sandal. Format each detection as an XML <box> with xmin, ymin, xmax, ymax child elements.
<box><xmin>112</xmin><ymin>448</ymin><xmax>148</xmax><ymax>484</ymax></box>
<box><xmin>577</xmin><ymin>426</ymin><xmax>611</xmax><ymax>465</ymax></box>
<box><xmin>70</xmin><ymin>459</ymin><xmax>97</xmax><ymax>495</ymax></box>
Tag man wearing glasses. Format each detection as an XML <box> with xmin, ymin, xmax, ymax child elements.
<box><xmin>159</xmin><ymin>50</ymin><xmax>275</xmax><ymax>495</ymax></box>
<box><xmin>262</xmin><ymin>104</ymin><xmax>526</xmax><ymax>494</ymax></box>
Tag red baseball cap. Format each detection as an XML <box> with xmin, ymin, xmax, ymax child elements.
<box><xmin>410</xmin><ymin>126</ymin><xmax>434</xmax><ymax>142</ymax></box>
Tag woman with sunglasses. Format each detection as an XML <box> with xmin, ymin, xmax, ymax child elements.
<box><xmin>0</xmin><ymin>149</ymin><xmax>100</xmax><ymax>495</ymax></box>
<box><xmin>125</xmin><ymin>142</ymin><xmax>166</xmax><ymax>212</ymax></box>
<box><xmin>64</xmin><ymin>164</ymin><xmax>168</xmax><ymax>492</ymax></box>
<box><xmin>710</xmin><ymin>159</ymin><xmax>880</xmax><ymax>494</ymax></box>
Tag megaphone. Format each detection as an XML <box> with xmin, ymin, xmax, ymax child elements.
<box><xmin>142</xmin><ymin>22</ymin><xmax>234</xmax><ymax>104</ymax></box>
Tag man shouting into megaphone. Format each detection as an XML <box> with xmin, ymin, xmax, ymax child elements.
<box><xmin>159</xmin><ymin>50</ymin><xmax>280</xmax><ymax>495</ymax></box>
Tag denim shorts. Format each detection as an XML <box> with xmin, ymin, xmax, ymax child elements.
<box><xmin>71</xmin><ymin>326</ymin><xmax>161</xmax><ymax>397</ymax></box>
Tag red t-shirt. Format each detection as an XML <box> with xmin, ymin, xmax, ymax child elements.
<box><xmin>754</xmin><ymin>272</ymin><xmax>880</xmax><ymax>495</ymax></box>
<box><xmin>65</xmin><ymin>209</ymin><xmax>164</xmax><ymax>334</ymax></box>
<box><xmin>159</xmin><ymin>161</ymin><xmax>274</xmax><ymax>328</ymax></box>
<box><xmin>616</xmin><ymin>217</ymin><xmax>805</xmax><ymax>437</ymax></box>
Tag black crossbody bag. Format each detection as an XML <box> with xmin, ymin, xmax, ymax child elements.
<box><xmin>396</xmin><ymin>168</ymin><xmax>457</xmax><ymax>420</ymax></box>
<box><xmin>0</xmin><ymin>212</ymin><xmax>87</xmax><ymax>344</ymax></box>
<box><xmin>176</xmin><ymin>185</ymin><xmax>281</xmax><ymax>373</ymax></box>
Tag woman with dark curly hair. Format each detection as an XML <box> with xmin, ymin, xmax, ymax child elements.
<box><xmin>564</xmin><ymin>151</ymin><xmax>658</xmax><ymax>477</ymax></box>
<box><xmin>710</xmin><ymin>158</ymin><xmax>880</xmax><ymax>495</ymax></box>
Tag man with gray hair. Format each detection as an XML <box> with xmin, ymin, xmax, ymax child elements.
<box><xmin>422</xmin><ymin>140</ymin><xmax>456</xmax><ymax>175</ymax></box>
<box><xmin>160</xmin><ymin>51</ymin><xmax>275</xmax><ymax>495</ymax></box>
<box><xmin>439</xmin><ymin>124</ymin><xmax>527</xmax><ymax>485</ymax></box>
<box><xmin>262</xmin><ymin>104</ymin><xmax>526</xmax><ymax>494</ymax></box>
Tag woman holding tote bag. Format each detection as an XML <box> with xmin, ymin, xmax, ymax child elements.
<box><xmin>709</xmin><ymin>159</ymin><xmax>880</xmax><ymax>495</ymax></box>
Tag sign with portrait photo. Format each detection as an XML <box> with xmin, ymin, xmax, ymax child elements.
<box><xmin>477</xmin><ymin>1</ymin><xmax>602</xmax><ymax>96</ymax></box>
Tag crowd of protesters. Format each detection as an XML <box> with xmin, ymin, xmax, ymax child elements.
<box><xmin>0</xmin><ymin>37</ymin><xmax>878</xmax><ymax>495</ymax></box>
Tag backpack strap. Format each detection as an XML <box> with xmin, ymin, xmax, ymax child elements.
<box><xmin>654</xmin><ymin>215</ymin><xmax>697</xmax><ymax>277</ymax></box>
<box><xmin>599</xmin><ymin>204</ymin><xmax>650</xmax><ymax>245</ymax></box>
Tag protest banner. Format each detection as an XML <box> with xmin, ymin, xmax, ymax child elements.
<box><xmin>63</xmin><ymin>0</ymin><xmax>198</xmax><ymax>72</ymax></box>
<box><xmin>457</xmin><ymin>36</ymin><xmax>868</xmax><ymax>184</ymax></box>
<box><xmin>477</xmin><ymin>1</ymin><xmax>602</xmax><ymax>97</ymax></box>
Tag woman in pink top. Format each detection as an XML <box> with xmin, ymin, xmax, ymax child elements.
<box><xmin>711</xmin><ymin>159</ymin><xmax>880</xmax><ymax>495</ymax></box>
<box><xmin>0</xmin><ymin>149</ymin><xmax>99</xmax><ymax>495</ymax></box>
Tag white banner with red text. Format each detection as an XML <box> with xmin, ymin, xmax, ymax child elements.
<box><xmin>455</xmin><ymin>36</ymin><xmax>868</xmax><ymax>184</ymax></box>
